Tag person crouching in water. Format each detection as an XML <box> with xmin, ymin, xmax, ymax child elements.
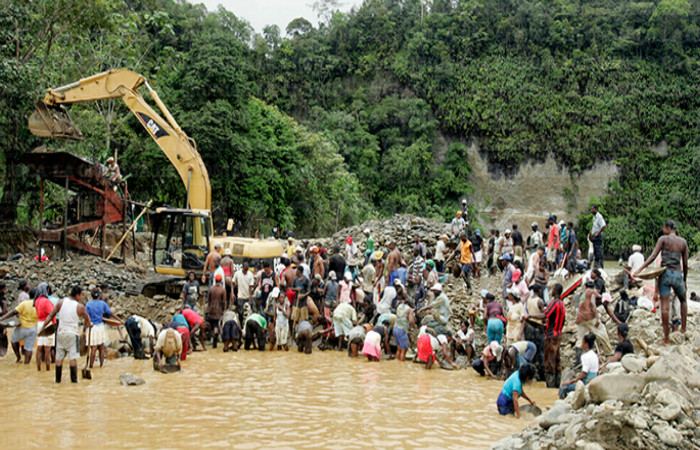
<box><xmin>296</xmin><ymin>319</ymin><xmax>314</xmax><ymax>354</ymax></box>
<box><xmin>497</xmin><ymin>363</ymin><xmax>537</xmax><ymax>418</ymax></box>
<box><xmin>244</xmin><ymin>313</ymin><xmax>267</xmax><ymax>351</ymax></box>
<box><xmin>347</xmin><ymin>324</ymin><xmax>370</xmax><ymax>357</ymax></box>
<box><xmin>219</xmin><ymin>309</ymin><xmax>240</xmax><ymax>352</ymax></box>
<box><xmin>362</xmin><ymin>319</ymin><xmax>390</xmax><ymax>362</ymax></box>
<box><xmin>153</xmin><ymin>326</ymin><xmax>182</xmax><ymax>373</ymax></box>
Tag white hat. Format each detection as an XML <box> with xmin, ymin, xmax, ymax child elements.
<box><xmin>559</xmin><ymin>220</ymin><xmax>565</xmax><ymax>226</ymax></box>
<box><xmin>430</xmin><ymin>283</ymin><xmax>442</xmax><ymax>292</ymax></box>
<box><xmin>329</xmin><ymin>270</ymin><xmax>337</xmax><ymax>280</ymax></box>
<box><xmin>505</xmin><ymin>229</ymin><xmax>512</xmax><ymax>234</ymax></box>
<box><xmin>344</xmin><ymin>272</ymin><xmax>352</xmax><ymax>281</ymax></box>
<box><xmin>490</xmin><ymin>341</ymin><xmax>503</xmax><ymax>360</ymax></box>
<box><xmin>270</xmin><ymin>287</ymin><xmax>280</xmax><ymax>298</ymax></box>
<box><xmin>296</xmin><ymin>246</ymin><xmax>303</xmax><ymax>252</ymax></box>
<box><xmin>632</xmin><ymin>244</ymin><xmax>642</xmax><ymax>252</ymax></box>
<box><xmin>281</xmin><ymin>253</ymin><xmax>288</xmax><ymax>258</ymax></box>
<box><xmin>363</xmin><ymin>228</ymin><xmax>370</xmax><ymax>234</ymax></box>
<box><xmin>462</xmin><ymin>199</ymin><xmax>467</xmax><ymax>204</ymax></box>
<box><xmin>224</xmin><ymin>248</ymin><xmax>232</xmax><ymax>256</ymax></box>
<box><xmin>531</xmin><ymin>222</ymin><xmax>538</xmax><ymax>228</ymax></box>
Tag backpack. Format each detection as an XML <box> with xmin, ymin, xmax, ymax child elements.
<box><xmin>162</xmin><ymin>329</ymin><xmax>178</xmax><ymax>357</ymax></box>
<box><xmin>614</xmin><ymin>297</ymin><xmax>631</xmax><ymax>323</ymax></box>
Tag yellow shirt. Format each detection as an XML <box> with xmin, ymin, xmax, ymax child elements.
<box><xmin>460</xmin><ymin>240</ymin><xmax>472</xmax><ymax>264</ymax></box>
<box><xmin>16</xmin><ymin>300</ymin><xmax>38</xmax><ymax>329</ymax></box>
<box><xmin>286</xmin><ymin>244</ymin><xmax>296</xmax><ymax>257</ymax></box>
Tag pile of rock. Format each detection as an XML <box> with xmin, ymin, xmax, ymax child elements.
<box><xmin>313</xmin><ymin>214</ymin><xmax>451</xmax><ymax>262</ymax></box>
<box><xmin>493</xmin><ymin>343</ymin><xmax>700</xmax><ymax>450</ymax></box>
<box><xmin>0</xmin><ymin>255</ymin><xmax>150</xmax><ymax>306</ymax></box>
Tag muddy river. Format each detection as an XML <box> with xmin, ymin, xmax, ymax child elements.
<box><xmin>0</xmin><ymin>350</ymin><xmax>557</xmax><ymax>450</ymax></box>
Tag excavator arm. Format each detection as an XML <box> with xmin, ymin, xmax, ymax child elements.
<box><xmin>28</xmin><ymin>69</ymin><xmax>211</xmax><ymax>211</ymax></box>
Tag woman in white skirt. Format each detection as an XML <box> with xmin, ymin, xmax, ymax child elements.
<box><xmin>85</xmin><ymin>288</ymin><xmax>123</xmax><ymax>368</ymax></box>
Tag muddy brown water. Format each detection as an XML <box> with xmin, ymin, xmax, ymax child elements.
<box><xmin>0</xmin><ymin>349</ymin><xmax>557</xmax><ymax>450</ymax></box>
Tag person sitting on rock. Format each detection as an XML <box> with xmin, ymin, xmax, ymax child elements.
<box><xmin>559</xmin><ymin>333</ymin><xmax>598</xmax><ymax>399</ymax></box>
<box><xmin>153</xmin><ymin>326</ymin><xmax>182</xmax><ymax>373</ymax></box>
<box><xmin>497</xmin><ymin>363</ymin><xmax>537</xmax><ymax>418</ymax></box>
<box><xmin>599</xmin><ymin>323</ymin><xmax>634</xmax><ymax>373</ymax></box>
<box><xmin>451</xmin><ymin>320</ymin><xmax>475</xmax><ymax>364</ymax></box>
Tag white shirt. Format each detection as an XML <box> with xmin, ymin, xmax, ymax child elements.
<box><xmin>530</xmin><ymin>231</ymin><xmax>543</xmax><ymax>247</ymax></box>
<box><xmin>591</xmin><ymin>212</ymin><xmax>606</xmax><ymax>235</ymax></box>
<box><xmin>628</xmin><ymin>252</ymin><xmax>645</xmax><ymax>281</ymax></box>
<box><xmin>377</xmin><ymin>286</ymin><xmax>396</xmax><ymax>315</ymax></box>
<box><xmin>456</xmin><ymin>328</ymin><xmax>474</xmax><ymax>343</ymax></box>
<box><xmin>581</xmin><ymin>349</ymin><xmax>599</xmax><ymax>375</ymax></box>
<box><xmin>435</xmin><ymin>240</ymin><xmax>446</xmax><ymax>261</ymax></box>
<box><xmin>233</xmin><ymin>270</ymin><xmax>255</xmax><ymax>299</ymax></box>
<box><xmin>300</xmin><ymin>263</ymin><xmax>311</xmax><ymax>278</ymax></box>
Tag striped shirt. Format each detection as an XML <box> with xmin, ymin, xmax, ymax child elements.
<box><xmin>543</xmin><ymin>297</ymin><xmax>565</xmax><ymax>339</ymax></box>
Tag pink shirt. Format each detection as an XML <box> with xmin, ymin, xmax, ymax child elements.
<box><xmin>182</xmin><ymin>308</ymin><xmax>203</xmax><ymax>326</ymax></box>
<box><xmin>338</xmin><ymin>280</ymin><xmax>352</xmax><ymax>304</ymax></box>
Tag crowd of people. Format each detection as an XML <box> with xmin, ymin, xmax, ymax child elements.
<box><xmin>0</xmin><ymin>204</ymin><xmax>692</xmax><ymax>418</ymax></box>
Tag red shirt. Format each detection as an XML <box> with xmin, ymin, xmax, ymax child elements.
<box><xmin>543</xmin><ymin>298</ymin><xmax>565</xmax><ymax>338</ymax></box>
<box><xmin>182</xmin><ymin>308</ymin><xmax>203</xmax><ymax>327</ymax></box>
<box><xmin>547</xmin><ymin>224</ymin><xmax>559</xmax><ymax>250</ymax></box>
<box><xmin>35</xmin><ymin>296</ymin><xmax>55</xmax><ymax>323</ymax></box>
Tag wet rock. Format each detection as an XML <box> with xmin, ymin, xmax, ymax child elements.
<box><xmin>620</xmin><ymin>354</ymin><xmax>645</xmax><ymax>373</ymax></box>
<box><xmin>119</xmin><ymin>373</ymin><xmax>145</xmax><ymax>386</ymax></box>
<box><xmin>587</xmin><ymin>374</ymin><xmax>645</xmax><ymax>403</ymax></box>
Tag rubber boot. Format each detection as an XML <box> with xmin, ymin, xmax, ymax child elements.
<box><xmin>70</xmin><ymin>365</ymin><xmax>78</xmax><ymax>383</ymax></box>
<box><xmin>212</xmin><ymin>334</ymin><xmax>218</xmax><ymax>349</ymax></box>
<box><xmin>55</xmin><ymin>365</ymin><xmax>62</xmax><ymax>383</ymax></box>
<box><xmin>554</xmin><ymin>371</ymin><xmax>562</xmax><ymax>388</ymax></box>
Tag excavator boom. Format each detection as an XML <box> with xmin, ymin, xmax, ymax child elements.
<box><xmin>28</xmin><ymin>69</ymin><xmax>211</xmax><ymax>211</ymax></box>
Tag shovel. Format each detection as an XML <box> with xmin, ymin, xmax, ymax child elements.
<box><xmin>82</xmin><ymin>327</ymin><xmax>92</xmax><ymax>380</ymax></box>
<box><xmin>28</xmin><ymin>100</ymin><xmax>84</xmax><ymax>140</ymax></box>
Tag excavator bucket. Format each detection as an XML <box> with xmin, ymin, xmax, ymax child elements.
<box><xmin>28</xmin><ymin>100</ymin><xmax>83</xmax><ymax>140</ymax></box>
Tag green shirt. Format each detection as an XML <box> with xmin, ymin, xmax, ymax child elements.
<box><xmin>366</xmin><ymin>236</ymin><xmax>374</xmax><ymax>255</ymax></box>
<box><xmin>247</xmin><ymin>313</ymin><xmax>267</xmax><ymax>329</ymax></box>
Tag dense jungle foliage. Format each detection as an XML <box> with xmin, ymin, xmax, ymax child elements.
<box><xmin>0</xmin><ymin>0</ymin><xmax>698</xmax><ymax>252</ymax></box>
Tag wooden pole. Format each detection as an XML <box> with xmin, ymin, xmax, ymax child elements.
<box><xmin>105</xmin><ymin>200</ymin><xmax>152</xmax><ymax>261</ymax></box>
<box><xmin>63</xmin><ymin>176</ymin><xmax>68</xmax><ymax>260</ymax></box>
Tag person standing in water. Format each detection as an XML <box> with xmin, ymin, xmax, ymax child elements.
<box><xmin>39</xmin><ymin>286</ymin><xmax>92</xmax><ymax>383</ymax></box>
<box><xmin>634</xmin><ymin>219</ymin><xmax>689</xmax><ymax>345</ymax></box>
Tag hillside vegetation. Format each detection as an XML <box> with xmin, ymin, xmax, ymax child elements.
<box><xmin>0</xmin><ymin>0</ymin><xmax>698</xmax><ymax>251</ymax></box>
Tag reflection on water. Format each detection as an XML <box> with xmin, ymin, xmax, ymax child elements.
<box><xmin>0</xmin><ymin>350</ymin><xmax>557</xmax><ymax>450</ymax></box>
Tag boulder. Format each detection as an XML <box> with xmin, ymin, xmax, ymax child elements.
<box><xmin>119</xmin><ymin>373</ymin><xmax>145</xmax><ymax>386</ymax></box>
<box><xmin>587</xmin><ymin>374</ymin><xmax>646</xmax><ymax>403</ymax></box>
<box><xmin>645</xmin><ymin>346</ymin><xmax>700</xmax><ymax>389</ymax></box>
<box><xmin>539</xmin><ymin>403</ymin><xmax>574</xmax><ymax>429</ymax></box>
<box><xmin>570</xmin><ymin>380</ymin><xmax>587</xmax><ymax>410</ymax></box>
<box><xmin>620</xmin><ymin>354</ymin><xmax>646</xmax><ymax>373</ymax></box>
<box><xmin>652</xmin><ymin>424</ymin><xmax>682</xmax><ymax>447</ymax></box>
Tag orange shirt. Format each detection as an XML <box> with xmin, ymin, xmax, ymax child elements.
<box><xmin>460</xmin><ymin>239</ymin><xmax>472</xmax><ymax>264</ymax></box>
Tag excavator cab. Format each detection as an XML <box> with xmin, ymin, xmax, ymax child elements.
<box><xmin>152</xmin><ymin>208</ymin><xmax>212</xmax><ymax>275</ymax></box>
<box><xmin>28</xmin><ymin>100</ymin><xmax>84</xmax><ymax>140</ymax></box>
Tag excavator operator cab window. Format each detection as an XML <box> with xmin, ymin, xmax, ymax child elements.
<box><xmin>154</xmin><ymin>211</ymin><xmax>210</xmax><ymax>270</ymax></box>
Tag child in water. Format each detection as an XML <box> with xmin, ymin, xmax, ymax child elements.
<box><xmin>496</xmin><ymin>363</ymin><xmax>537</xmax><ymax>418</ymax></box>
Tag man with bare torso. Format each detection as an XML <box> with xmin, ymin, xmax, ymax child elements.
<box><xmin>221</xmin><ymin>248</ymin><xmax>235</xmax><ymax>303</ymax></box>
<box><xmin>202</xmin><ymin>244</ymin><xmax>222</xmax><ymax>286</ymax></box>
<box><xmin>634</xmin><ymin>220</ymin><xmax>689</xmax><ymax>345</ymax></box>
<box><xmin>386</xmin><ymin>242</ymin><xmax>401</xmax><ymax>285</ymax></box>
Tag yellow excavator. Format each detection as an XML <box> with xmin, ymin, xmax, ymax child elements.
<box><xmin>28</xmin><ymin>69</ymin><xmax>282</xmax><ymax>279</ymax></box>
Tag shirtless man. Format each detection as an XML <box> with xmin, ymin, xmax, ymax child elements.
<box><xmin>386</xmin><ymin>242</ymin><xmax>401</xmax><ymax>285</ymax></box>
<box><xmin>202</xmin><ymin>244</ymin><xmax>222</xmax><ymax>285</ymax></box>
<box><xmin>634</xmin><ymin>220</ymin><xmax>689</xmax><ymax>345</ymax></box>
<box><xmin>221</xmin><ymin>249</ymin><xmax>235</xmax><ymax>303</ymax></box>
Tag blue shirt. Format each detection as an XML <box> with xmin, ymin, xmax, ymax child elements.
<box><xmin>173</xmin><ymin>314</ymin><xmax>190</xmax><ymax>330</ymax></box>
<box><xmin>501</xmin><ymin>371</ymin><xmax>523</xmax><ymax>400</ymax></box>
<box><xmin>397</xmin><ymin>267</ymin><xmax>408</xmax><ymax>285</ymax></box>
<box><xmin>85</xmin><ymin>300</ymin><xmax>112</xmax><ymax>325</ymax></box>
